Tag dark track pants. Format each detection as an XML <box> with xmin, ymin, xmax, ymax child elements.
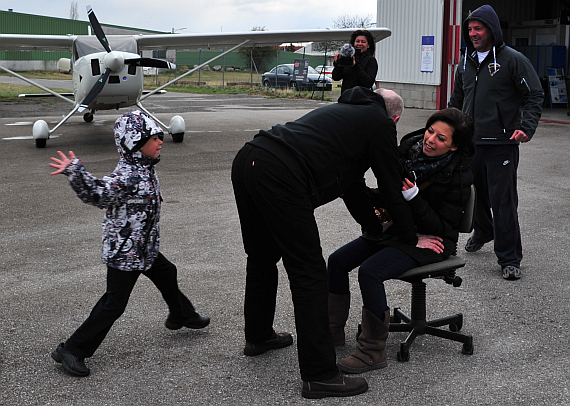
<box><xmin>231</xmin><ymin>144</ymin><xmax>338</xmax><ymax>382</ymax></box>
<box><xmin>471</xmin><ymin>144</ymin><xmax>522</xmax><ymax>267</ymax></box>
<box><xmin>65</xmin><ymin>252</ymin><xmax>197</xmax><ymax>358</ymax></box>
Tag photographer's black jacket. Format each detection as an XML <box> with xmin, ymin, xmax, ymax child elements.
<box><xmin>332</xmin><ymin>50</ymin><xmax>378</xmax><ymax>93</ymax></box>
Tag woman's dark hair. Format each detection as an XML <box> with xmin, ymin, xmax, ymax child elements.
<box><xmin>426</xmin><ymin>107</ymin><xmax>475</xmax><ymax>155</ymax></box>
<box><xmin>350</xmin><ymin>29</ymin><xmax>376</xmax><ymax>55</ymax></box>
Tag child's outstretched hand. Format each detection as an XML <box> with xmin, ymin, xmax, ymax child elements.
<box><xmin>50</xmin><ymin>150</ymin><xmax>76</xmax><ymax>175</ymax></box>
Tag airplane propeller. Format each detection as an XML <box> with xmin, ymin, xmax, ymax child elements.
<box><xmin>86</xmin><ymin>5</ymin><xmax>111</xmax><ymax>53</ymax></box>
<box><xmin>124</xmin><ymin>58</ymin><xmax>173</xmax><ymax>69</ymax></box>
<box><xmin>79</xmin><ymin>5</ymin><xmax>175</xmax><ymax>112</ymax></box>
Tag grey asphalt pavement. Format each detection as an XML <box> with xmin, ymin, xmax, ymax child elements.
<box><xmin>0</xmin><ymin>92</ymin><xmax>569</xmax><ymax>405</ymax></box>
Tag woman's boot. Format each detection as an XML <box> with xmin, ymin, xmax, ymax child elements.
<box><xmin>337</xmin><ymin>307</ymin><xmax>390</xmax><ymax>374</ymax></box>
<box><xmin>328</xmin><ymin>293</ymin><xmax>350</xmax><ymax>346</ymax></box>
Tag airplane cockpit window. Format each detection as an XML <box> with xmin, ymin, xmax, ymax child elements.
<box><xmin>74</xmin><ymin>35</ymin><xmax>138</xmax><ymax>59</ymax></box>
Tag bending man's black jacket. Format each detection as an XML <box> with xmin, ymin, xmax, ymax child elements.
<box><xmin>247</xmin><ymin>86</ymin><xmax>417</xmax><ymax>246</ymax></box>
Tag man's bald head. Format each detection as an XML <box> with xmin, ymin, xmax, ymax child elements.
<box><xmin>375</xmin><ymin>88</ymin><xmax>404</xmax><ymax>123</ymax></box>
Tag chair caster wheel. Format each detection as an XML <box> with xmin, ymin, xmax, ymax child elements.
<box><xmin>450</xmin><ymin>314</ymin><xmax>463</xmax><ymax>332</ymax></box>
<box><xmin>462</xmin><ymin>336</ymin><xmax>474</xmax><ymax>355</ymax></box>
<box><xmin>397</xmin><ymin>350</ymin><xmax>410</xmax><ymax>362</ymax></box>
<box><xmin>397</xmin><ymin>343</ymin><xmax>410</xmax><ymax>362</ymax></box>
<box><xmin>391</xmin><ymin>310</ymin><xmax>402</xmax><ymax>324</ymax></box>
<box><xmin>450</xmin><ymin>321</ymin><xmax>462</xmax><ymax>332</ymax></box>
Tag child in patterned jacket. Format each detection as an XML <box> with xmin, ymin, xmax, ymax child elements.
<box><xmin>49</xmin><ymin>110</ymin><xmax>209</xmax><ymax>377</ymax></box>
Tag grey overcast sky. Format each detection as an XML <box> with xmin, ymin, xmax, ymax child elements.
<box><xmin>2</xmin><ymin>0</ymin><xmax>378</xmax><ymax>34</ymax></box>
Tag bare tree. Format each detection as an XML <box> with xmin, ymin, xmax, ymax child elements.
<box><xmin>312</xmin><ymin>14</ymin><xmax>375</xmax><ymax>54</ymax></box>
<box><xmin>332</xmin><ymin>14</ymin><xmax>374</xmax><ymax>29</ymax></box>
<box><xmin>69</xmin><ymin>1</ymin><xmax>78</xmax><ymax>20</ymax></box>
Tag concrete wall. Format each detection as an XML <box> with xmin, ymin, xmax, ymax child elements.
<box><xmin>377</xmin><ymin>81</ymin><xmax>438</xmax><ymax>110</ymax></box>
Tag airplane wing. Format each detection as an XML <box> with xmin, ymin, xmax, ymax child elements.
<box><xmin>135</xmin><ymin>28</ymin><xmax>391</xmax><ymax>50</ymax></box>
<box><xmin>0</xmin><ymin>34</ymin><xmax>76</xmax><ymax>51</ymax></box>
<box><xmin>0</xmin><ymin>28</ymin><xmax>391</xmax><ymax>52</ymax></box>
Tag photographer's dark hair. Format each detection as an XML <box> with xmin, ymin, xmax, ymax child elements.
<box><xmin>349</xmin><ymin>29</ymin><xmax>375</xmax><ymax>55</ymax></box>
<box><xmin>426</xmin><ymin>108</ymin><xmax>475</xmax><ymax>155</ymax></box>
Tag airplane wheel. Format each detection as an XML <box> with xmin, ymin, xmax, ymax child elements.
<box><xmin>35</xmin><ymin>139</ymin><xmax>47</xmax><ymax>148</ymax></box>
<box><xmin>83</xmin><ymin>112</ymin><xmax>94</xmax><ymax>122</ymax></box>
<box><xmin>171</xmin><ymin>133</ymin><xmax>184</xmax><ymax>143</ymax></box>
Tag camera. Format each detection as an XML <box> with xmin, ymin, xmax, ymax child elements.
<box><xmin>337</xmin><ymin>44</ymin><xmax>355</xmax><ymax>67</ymax></box>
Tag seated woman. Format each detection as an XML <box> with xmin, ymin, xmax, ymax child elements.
<box><xmin>327</xmin><ymin>107</ymin><xmax>475</xmax><ymax>374</ymax></box>
<box><xmin>332</xmin><ymin>29</ymin><xmax>378</xmax><ymax>93</ymax></box>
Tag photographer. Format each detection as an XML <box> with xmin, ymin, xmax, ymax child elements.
<box><xmin>332</xmin><ymin>29</ymin><xmax>378</xmax><ymax>93</ymax></box>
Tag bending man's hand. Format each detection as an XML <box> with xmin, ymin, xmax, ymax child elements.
<box><xmin>49</xmin><ymin>150</ymin><xmax>76</xmax><ymax>175</ymax></box>
<box><xmin>510</xmin><ymin>130</ymin><xmax>530</xmax><ymax>143</ymax></box>
<box><xmin>416</xmin><ymin>233</ymin><xmax>444</xmax><ymax>254</ymax></box>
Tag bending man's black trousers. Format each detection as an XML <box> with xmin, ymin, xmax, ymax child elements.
<box><xmin>231</xmin><ymin>144</ymin><xmax>338</xmax><ymax>382</ymax></box>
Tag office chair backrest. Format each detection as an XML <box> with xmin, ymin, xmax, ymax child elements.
<box><xmin>458</xmin><ymin>184</ymin><xmax>476</xmax><ymax>234</ymax></box>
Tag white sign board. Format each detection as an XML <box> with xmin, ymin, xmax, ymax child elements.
<box><xmin>421</xmin><ymin>36</ymin><xmax>435</xmax><ymax>73</ymax></box>
<box><xmin>548</xmin><ymin>67</ymin><xmax>567</xmax><ymax>104</ymax></box>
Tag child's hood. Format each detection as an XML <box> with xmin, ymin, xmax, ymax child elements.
<box><xmin>113</xmin><ymin>110</ymin><xmax>163</xmax><ymax>160</ymax></box>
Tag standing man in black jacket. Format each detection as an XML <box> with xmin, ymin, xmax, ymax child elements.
<box><xmin>231</xmin><ymin>87</ymin><xmax>413</xmax><ymax>399</ymax></box>
<box><xmin>448</xmin><ymin>4</ymin><xmax>543</xmax><ymax>280</ymax></box>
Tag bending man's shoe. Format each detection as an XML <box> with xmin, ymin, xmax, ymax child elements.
<box><xmin>243</xmin><ymin>331</ymin><xmax>293</xmax><ymax>356</ymax></box>
<box><xmin>51</xmin><ymin>343</ymin><xmax>90</xmax><ymax>377</ymax></box>
<box><xmin>165</xmin><ymin>313</ymin><xmax>210</xmax><ymax>330</ymax></box>
<box><xmin>302</xmin><ymin>372</ymin><xmax>368</xmax><ymax>399</ymax></box>
<box><xmin>502</xmin><ymin>265</ymin><xmax>521</xmax><ymax>280</ymax></box>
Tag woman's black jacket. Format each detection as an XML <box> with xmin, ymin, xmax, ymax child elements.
<box><xmin>342</xmin><ymin>129</ymin><xmax>474</xmax><ymax>265</ymax></box>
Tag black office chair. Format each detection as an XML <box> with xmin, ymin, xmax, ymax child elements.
<box><xmin>388</xmin><ymin>184</ymin><xmax>476</xmax><ymax>362</ymax></box>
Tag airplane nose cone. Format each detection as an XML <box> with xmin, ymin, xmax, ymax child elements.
<box><xmin>104</xmin><ymin>51</ymin><xmax>125</xmax><ymax>72</ymax></box>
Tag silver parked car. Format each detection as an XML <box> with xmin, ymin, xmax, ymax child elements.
<box><xmin>262</xmin><ymin>64</ymin><xmax>333</xmax><ymax>91</ymax></box>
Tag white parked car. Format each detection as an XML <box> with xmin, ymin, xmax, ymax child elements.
<box><xmin>315</xmin><ymin>65</ymin><xmax>334</xmax><ymax>78</ymax></box>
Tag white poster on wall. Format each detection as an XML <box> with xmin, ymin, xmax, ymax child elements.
<box><xmin>548</xmin><ymin>67</ymin><xmax>567</xmax><ymax>104</ymax></box>
<box><xmin>421</xmin><ymin>36</ymin><xmax>435</xmax><ymax>73</ymax></box>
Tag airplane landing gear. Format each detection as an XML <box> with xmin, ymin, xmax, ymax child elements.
<box><xmin>33</xmin><ymin>120</ymin><xmax>49</xmax><ymax>148</ymax></box>
<box><xmin>171</xmin><ymin>133</ymin><xmax>184</xmax><ymax>143</ymax></box>
<box><xmin>83</xmin><ymin>112</ymin><xmax>94</xmax><ymax>122</ymax></box>
<box><xmin>169</xmin><ymin>115</ymin><xmax>185</xmax><ymax>143</ymax></box>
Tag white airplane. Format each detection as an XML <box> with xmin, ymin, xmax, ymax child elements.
<box><xmin>0</xmin><ymin>6</ymin><xmax>391</xmax><ymax>148</ymax></box>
